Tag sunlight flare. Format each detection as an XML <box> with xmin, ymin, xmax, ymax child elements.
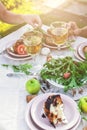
<box><xmin>43</xmin><ymin>0</ymin><xmax>66</xmax><ymax>8</ymax></box>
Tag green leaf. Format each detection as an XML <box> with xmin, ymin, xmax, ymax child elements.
<box><xmin>82</xmin><ymin>117</ymin><xmax>87</xmax><ymax>121</ymax></box>
<box><xmin>2</xmin><ymin>64</ymin><xmax>9</xmax><ymax>67</ymax></box>
<box><xmin>2</xmin><ymin>63</ymin><xmax>32</xmax><ymax>75</ymax></box>
<box><xmin>84</xmin><ymin>52</ymin><xmax>87</xmax><ymax>60</ymax></box>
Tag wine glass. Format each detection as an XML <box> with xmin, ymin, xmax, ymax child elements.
<box><xmin>49</xmin><ymin>21</ymin><xmax>68</xmax><ymax>53</ymax></box>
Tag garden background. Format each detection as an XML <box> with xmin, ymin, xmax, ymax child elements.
<box><xmin>0</xmin><ymin>0</ymin><xmax>41</xmax><ymax>37</ymax></box>
<box><xmin>0</xmin><ymin>0</ymin><xmax>87</xmax><ymax>38</ymax></box>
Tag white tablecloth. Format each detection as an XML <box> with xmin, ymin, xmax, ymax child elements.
<box><xmin>0</xmin><ymin>24</ymin><xmax>87</xmax><ymax>130</ymax></box>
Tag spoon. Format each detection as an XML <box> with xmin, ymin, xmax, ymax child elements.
<box><xmin>6</xmin><ymin>72</ymin><xmax>38</xmax><ymax>78</ymax></box>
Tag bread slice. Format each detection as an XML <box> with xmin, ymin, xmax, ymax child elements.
<box><xmin>44</xmin><ymin>94</ymin><xmax>68</xmax><ymax>127</ymax></box>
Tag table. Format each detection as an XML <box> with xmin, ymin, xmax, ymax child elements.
<box><xmin>0</xmin><ymin>24</ymin><xmax>87</xmax><ymax>130</ymax></box>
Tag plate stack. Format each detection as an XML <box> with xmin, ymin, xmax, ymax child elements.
<box><xmin>74</xmin><ymin>42</ymin><xmax>87</xmax><ymax>61</ymax></box>
<box><xmin>25</xmin><ymin>93</ymin><xmax>81</xmax><ymax>130</ymax></box>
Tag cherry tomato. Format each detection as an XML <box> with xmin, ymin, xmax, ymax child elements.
<box><xmin>16</xmin><ymin>44</ymin><xmax>27</xmax><ymax>55</ymax></box>
<box><xmin>63</xmin><ymin>72</ymin><xmax>71</xmax><ymax>79</ymax></box>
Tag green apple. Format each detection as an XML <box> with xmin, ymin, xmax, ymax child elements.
<box><xmin>78</xmin><ymin>96</ymin><xmax>87</xmax><ymax>113</ymax></box>
<box><xmin>25</xmin><ymin>78</ymin><xmax>41</xmax><ymax>94</ymax></box>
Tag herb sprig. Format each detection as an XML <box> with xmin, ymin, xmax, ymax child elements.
<box><xmin>2</xmin><ymin>63</ymin><xmax>32</xmax><ymax>75</ymax></box>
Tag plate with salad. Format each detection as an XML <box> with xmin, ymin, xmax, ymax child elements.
<box><xmin>40</xmin><ymin>56</ymin><xmax>87</xmax><ymax>100</ymax></box>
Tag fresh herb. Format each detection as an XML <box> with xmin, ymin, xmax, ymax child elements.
<box><xmin>40</xmin><ymin>56</ymin><xmax>87</xmax><ymax>92</ymax></box>
<box><xmin>82</xmin><ymin>117</ymin><xmax>87</xmax><ymax>121</ymax></box>
<box><xmin>2</xmin><ymin>63</ymin><xmax>32</xmax><ymax>75</ymax></box>
<box><xmin>84</xmin><ymin>52</ymin><xmax>87</xmax><ymax>60</ymax></box>
<box><xmin>83</xmin><ymin>46</ymin><xmax>87</xmax><ymax>60</ymax></box>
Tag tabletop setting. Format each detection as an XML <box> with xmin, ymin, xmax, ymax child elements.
<box><xmin>0</xmin><ymin>22</ymin><xmax>87</xmax><ymax>130</ymax></box>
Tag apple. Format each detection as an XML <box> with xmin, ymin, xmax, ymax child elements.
<box><xmin>78</xmin><ymin>96</ymin><xmax>87</xmax><ymax>113</ymax></box>
<box><xmin>25</xmin><ymin>78</ymin><xmax>41</xmax><ymax>94</ymax></box>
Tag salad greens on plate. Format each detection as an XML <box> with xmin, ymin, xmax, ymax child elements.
<box><xmin>40</xmin><ymin>56</ymin><xmax>87</xmax><ymax>92</ymax></box>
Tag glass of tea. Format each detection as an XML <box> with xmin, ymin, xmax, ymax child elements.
<box><xmin>23</xmin><ymin>30</ymin><xmax>43</xmax><ymax>64</ymax></box>
<box><xmin>49</xmin><ymin>21</ymin><xmax>68</xmax><ymax>51</ymax></box>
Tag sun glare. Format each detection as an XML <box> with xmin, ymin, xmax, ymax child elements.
<box><xmin>44</xmin><ymin>0</ymin><xmax>66</xmax><ymax>8</ymax></box>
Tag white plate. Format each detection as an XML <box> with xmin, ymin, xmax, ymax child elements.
<box><xmin>71</xmin><ymin>116</ymin><xmax>81</xmax><ymax>130</ymax></box>
<box><xmin>6</xmin><ymin>39</ymin><xmax>31</xmax><ymax>58</ymax></box>
<box><xmin>25</xmin><ymin>98</ymin><xmax>43</xmax><ymax>130</ymax></box>
<box><xmin>74</xmin><ymin>49</ymin><xmax>84</xmax><ymax>61</ymax></box>
<box><xmin>3</xmin><ymin>50</ymin><xmax>32</xmax><ymax>61</ymax></box>
<box><xmin>25</xmin><ymin>94</ymin><xmax>81</xmax><ymax>130</ymax></box>
<box><xmin>43</xmin><ymin>42</ymin><xmax>70</xmax><ymax>49</ymax></box>
<box><xmin>77</xmin><ymin>42</ymin><xmax>87</xmax><ymax>60</ymax></box>
<box><xmin>6</xmin><ymin>48</ymin><xmax>31</xmax><ymax>58</ymax></box>
<box><xmin>46</xmin><ymin>79</ymin><xmax>64</xmax><ymax>88</ymax></box>
<box><xmin>43</xmin><ymin>42</ymin><xmax>58</xmax><ymax>49</ymax></box>
<box><xmin>31</xmin><ymin>93</ymin><xmax>80</xmax><ymax>130</ymax></box>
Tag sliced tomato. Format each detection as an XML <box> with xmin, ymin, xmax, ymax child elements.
<box><xmin>16</xmin><ymin>44</ymin><xmax>27</xmax><ymax>55</ymax></box>
<box><xmin>63</xmin><ymin>72</ymin><xmax>71</xmax><ymax>79</ymax></box>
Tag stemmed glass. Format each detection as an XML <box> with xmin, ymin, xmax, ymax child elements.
<box><xmin>49</xmin><ymin>21</ymin><xmax>68</xmax><ymax>54</ymax></box>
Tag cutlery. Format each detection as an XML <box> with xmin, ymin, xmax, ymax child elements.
<box><xmin>6</xmin><ymin>72</ymin><xmax>38</xmax><ymax>78</ymax></box>
<box><xmin>6</xmin><ymin>73</ymin><xmax>26</xmax><ymax>78</ymax></box>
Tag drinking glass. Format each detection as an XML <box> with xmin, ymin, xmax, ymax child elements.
<box><xmin>23</xmin><ymin>30</ymin><xmax>43</xmax><ymax>65</ymax></box>
<box><xmin>49</xmin><ymin>21</ymin><xmax>68</xmax><ymax>51</ymax></box>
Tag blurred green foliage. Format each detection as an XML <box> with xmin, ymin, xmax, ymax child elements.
<box><xmin>0</xmin><ymin>0</ymin><xmax>41</xmax><ymax>37</ymax></box>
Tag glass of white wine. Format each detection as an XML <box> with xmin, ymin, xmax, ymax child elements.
<box><xmin>49</xmin><ymin>21</ymin><xmax>68</xmax><ymax>52</ymax></box>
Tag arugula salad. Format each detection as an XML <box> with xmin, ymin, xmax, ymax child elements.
<box><xmin>40</xmin><ymin>56</ymin><xmax>87</xmax><ymax>92</ymax></box>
